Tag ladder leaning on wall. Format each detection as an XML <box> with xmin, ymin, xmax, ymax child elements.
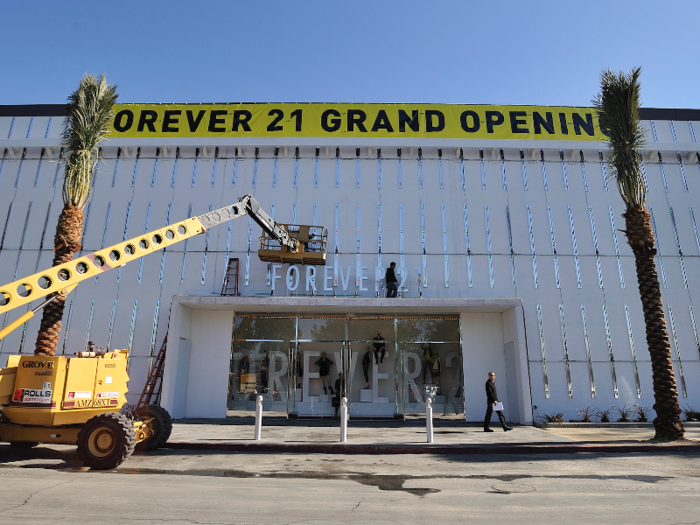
<box><xmin>137</xmin><ymin>333</ymin><xmax>168</xmax><ymax>408</ymax></box>
<box><xmin>221</xmin><ymin>258</ymin><xmax>240</xmax><ymax>296</ymax></box>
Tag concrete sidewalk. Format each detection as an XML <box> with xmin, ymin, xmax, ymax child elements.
<box><xmin>165</xmin><ymin>417</ymin><xmax>700</xmax><ymax>455</ymax></box>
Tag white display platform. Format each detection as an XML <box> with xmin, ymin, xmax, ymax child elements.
<box><xmin>350</xmin><ymin>403</ymin><xmax>396</xmax><ymax>417</ymax></box>
<box><xmin>294</xmin><ymin>401</ymin><xmax>335</xmax><ymax>416</ymax></box>
<box><xmin>360</xmin><ymin>389</ymin><xmax>373</xmax><ymax>402</ymax></box>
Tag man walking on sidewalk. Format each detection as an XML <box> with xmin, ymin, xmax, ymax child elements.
<box><xmin>485</xmin><ymin>371</ymin><xmax>512</xmax><ymax>432</ymax></box>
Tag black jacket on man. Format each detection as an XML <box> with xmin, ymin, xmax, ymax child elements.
<box><xmin>485</xmin><ymin>380</ymin><xmax>499</xmax><ymax>405</ymax></box>
<box><xmin>484</xmin><ymin>378</ymin><xmax>509</xmax><ymax>430</ymax></box>
<box><xmin>386</xmin><ymin>267</ymin><xmax>397</xmax><ymax>284</ymax></box>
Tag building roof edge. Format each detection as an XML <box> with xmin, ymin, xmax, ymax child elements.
<box><xmin>1</xmin><ymin>104</ymin><xmax>699</xmax><ymax>121</ymax></box>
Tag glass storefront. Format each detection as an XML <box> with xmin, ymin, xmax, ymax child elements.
<box><xmin>227</xmin><ymin>314</ymin><xmax>463</xmax><ymax>418</ymax></box>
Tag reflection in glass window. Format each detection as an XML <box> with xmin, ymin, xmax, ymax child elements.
<box><xmin>234</xmin><ymin>315</ymin><xmax>295</xmax><ymax>341</ymax></box>
<box><xmin>397</xmin><ymin>317</ymin><xmax>460</xmax><ymax>342</ymax></box>
<box><xmin>228</xmin><ymin>341</ymin><xmax>291</xmax><ymax>414</ymax></box>
<box><xmin>228</xmin><ymin>314</ymin><xmax>463</xmax><ymax>418</ymax></box>
<box><xmin>297</xmin><ymin>316</ymin><xmax>345</xmax><ymax>341</ymax></box>
<box><xmin>347</xmin><ymin>316</ymin><xmax>394</xmax><ymax>342</ymax></box>
<box><xmin>399</xmin><ymin>343</ymin><xmax>463</xmax><ymax>415</ymax></box>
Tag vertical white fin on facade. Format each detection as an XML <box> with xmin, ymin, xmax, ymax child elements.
<box><xmin>580</xmin><ymin>305</ymin><xmax>596</xmax><ymax>398</ymax></box>
<box><xmin>608</xmin><ymin>206</ymin><xmax>625</xmax><ymax>288</ymax></box>
<box><xmin>442</xmin><ymin>204</ymin><xmax>449</xmax><ymax>288</ymax></box>
<box><xmin>463</xmin><ymin>204</ymin><xmax>473</xmax><ymax>287</ymax></box>
<box><xmin>484</xmin><ymin>205</ymin><xmax>493</xmax><ymax>288</ymax></box>
<box><xmin>567</xmin><ymin>206</ymin><xmax>582</xmax><ymax>288</ymax></box>
<box><xmin>624</xmin><ymin>305</ymin><xmax>642</xmax><ymax>398</ymax></box>
<box><xmin>527</xmin><ymin>205</ymin><xmax>538</xmax><ymax>288</ymax></box>
<box><xmin>558</xmin><ymin>305</ymin><xmax>573</xmax><ymax>398</ymax></box>
<box><xmin>602</xmin><ymin>304</ymin><xmax>619</xmax><ymax>398</ymax></box>
<box><xmin>536</xmin><ymin>304</ymin><xmax>550</xmax><ymax>398</ymax></box>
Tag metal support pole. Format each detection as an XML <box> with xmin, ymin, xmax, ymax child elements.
<box><xmin>340</xmin><ymin>397</ymin><xmax>348</xmax><ymax>442</ymax></box>
<box><xmin>426</xmin><ymin>398</ymin><xmax>434</xmax><ymax>443</ymax></box>
<box><xmin>255</xmin><ymin>395</ymin><xmax>263</xmax><ymax>441</ymax></box>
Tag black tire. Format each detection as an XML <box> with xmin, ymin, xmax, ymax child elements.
<box><xmin>76</xmin><ymin>412</ymin><xmax>136</xmax><ymax>470</ymax></box>
<box><xmin>135</xmin><ymin>404</ymin><xmax>172</xmax><ymax>451</ymax></box>
<box><xmin>9</xmin><ymin>441</ymin><xmax>39</xmax><ymax>448</ymax></box>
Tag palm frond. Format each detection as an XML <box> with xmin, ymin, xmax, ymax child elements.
<box><xmin>593</xmin><ymin>67</ymin><xmax>646</xmax><ymax>209</ymax></box>
<box><xmin>61</xmin><ymin>73</ymin><xmax>118</xmax><ymax>207</ymax></box>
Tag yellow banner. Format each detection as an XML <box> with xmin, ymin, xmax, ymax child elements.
<box><xmin>111</xmin><ymin>103</ymin><xmax>606</xmax><ymax>141</ymax></box>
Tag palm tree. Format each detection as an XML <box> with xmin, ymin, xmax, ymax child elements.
<box><xmin>34</xmin><ymin>74</ymin><xmax>118</xmax><ymax>356</ymax></box>
<box><xmin>594</xmin><ymin>67</ymin><xmax>684</xmax><ymax>441</ymax></box>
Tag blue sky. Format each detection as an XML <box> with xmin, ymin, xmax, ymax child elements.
<box><xmin>1</xmin><ymin>0</ymin><xmax>699</xmax><ymax>108</ymax></box>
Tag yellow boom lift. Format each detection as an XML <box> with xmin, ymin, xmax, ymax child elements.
<box><xmin>0</xmin><ymin>194</ymin><xmax>325</xmax><ymax>469</ymax></box>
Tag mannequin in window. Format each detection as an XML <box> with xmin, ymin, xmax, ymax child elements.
<box><xmin>362</xmin><ymin>347</ymin><xmax>372</xmax><ymax>389</ymax></box>
<box><xmin>296</xmin><ymin>349</ymin><xmax>303</xmax><ymax>389</ymax></box>
<box><xmin>373</xmin><ymin>332</ymin><xmax>386</xmax><ymax>364</ymax></box>
<box><xmin>238</xmin><ymin>354</ymin><xmax>250</xmax><ymax>394</ymax></box>
<box><xmin>259</xmin><ymin>351</ymin><xmax>270</xmax><ymax>393</ymax></box>
<box><xmin>316</xmin><ymin>352</ymin><xmax>334</xmax><ymax>395</ymax></box>
<box><xmin>422</xmin><ymin>344</ymin><xmax>435</xmax><ymax>383</ymax></box>
<box><xmin>333</xmin><ymin>372</ymin><xmax>345</xmax><ymax>416</ymax></box>
<box><xmin>431</xmin><ymin>355</ymin><xmax>441</xmax><ymax>389</ymax></box>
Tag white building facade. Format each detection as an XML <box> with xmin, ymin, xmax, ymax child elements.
<box><xmin>0</xmin><ymin>102</ymin><xmax>698</xmax><ymax>425</ymax></box>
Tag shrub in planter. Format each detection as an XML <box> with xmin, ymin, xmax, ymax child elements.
<box><xmin>613</xmin><ymin>405</ymin><xmax>632</xmax><ymax>422</ymax></box>
<box><xmin>576</xmin><ymin>406</ymin><xmax>594</xmax><ymax>422</ymax></box>
<box><xmin>631</xmin><ymin>404</ymin><xmax>652</xmax><ymax>422</ymax></box>
<box><xmin>537</xmin><ymin>412</ymin><xmax>565</xmax><ymax>425</ymax></box>
<box><xmin>596</xmin><ymin>409</ymin><xmax>611</xmax><ymax>423</ymax></box>
<box><xmin>682</xmin><ymin>406</ymin><xmax>700</xmax><ymax>422</ymax></box>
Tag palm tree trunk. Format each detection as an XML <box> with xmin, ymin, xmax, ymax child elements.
<box><xmin>623</xmin><ymin>206</ymin><xmax>684</xmax><ymax>440</ymax></box>
<box><xmin>34</xmin><ymin>204</ymin><xmax>83</xmax><ymax>356</ymax></box>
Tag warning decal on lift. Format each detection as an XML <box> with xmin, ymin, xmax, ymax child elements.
<box><xmin>95</xmin><ymin>392</ymin><xmax>119</xmax><ymax>398</ymax></box>
<box><xmin>67</xmin><ymin>391</ymin><xmax>93</xmax><ymax>399</ymax></box>
<box><xmin>13</xmin><ymin>388</ymin><xmax>52</xmax><ymax>404</ymax></box>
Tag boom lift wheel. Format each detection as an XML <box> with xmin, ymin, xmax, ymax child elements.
<box><xmin>135</xmin><ymin>404</ymin><xmax>173</xmax><ymax>451</ymax></box>
<box><xmin>77</xmin><ymin>412</ymin><xmax>136</xmax><ymax>470</ymax></box>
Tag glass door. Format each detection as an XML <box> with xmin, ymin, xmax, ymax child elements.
<box><xmin>228</xmin><ymin>315</ymin><xmax>295</xmax><ymax>417</ymax></box>
<box><xmin>287</xmin><ymin>341</ymin><xmax>300</xmax><ymax>416</ymax></box>
<box><xmin>399</xmin><ymin>342</ymin><xmax>463</xmax><ymax>415</ymax></box>
<box><xmin>347</xmin><ymin>316</ymin><xmax>396</xmax><ymax>418</ymax></box>
<box><xmin>395</xmin><ymin>316</ymin><xmax>463</xmax><ymax>416</ymax></box>
<box><xmin>394</xmin><ymin>342</ymin><xmax>406</xmax><ymax>417</ymax></box>
<box><xmin>338</xmin><ymin>342</ymin><xmax>352</xmax><ymax>413</ymax></box>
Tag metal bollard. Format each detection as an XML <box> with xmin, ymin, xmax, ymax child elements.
<box><xmin>340</xmin><ymin>397</ymin><xmax>348</xmax><ymax>442</ymax></box>
<box><xmin>255</xmin><ymin>395</ymin><xmax>263</xmax><ymax>441</ymax></box>
<box><xmin>426</xmin><ymin>398</ymin><xmax>434</xmax><ymax>444</ymax></box>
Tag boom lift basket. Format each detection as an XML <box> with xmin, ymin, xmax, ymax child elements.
<box><xmin>258</xmin><ymin>224</ymin><xmax>328</xmax><ymax>266</ymax></box>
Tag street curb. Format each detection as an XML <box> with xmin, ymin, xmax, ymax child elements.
<box><xmin>164</xmin><ymin>441</ymin><xmax>700</xmax><ymax>455</ymax></box>
<box><xmin>534</xmin><ymin>421</ymin><xmax>700</xmax><ymax>429</ymax></box>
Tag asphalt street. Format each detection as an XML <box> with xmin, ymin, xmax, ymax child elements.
<box><xmin>0</xmin><ymin>444</ymin><xmax>698</xmax><ymax>524</ymax></box>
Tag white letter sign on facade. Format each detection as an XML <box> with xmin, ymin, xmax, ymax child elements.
<box><xmin>286</xmin><ymin>265</ymin><xmax>300</xmax><ymax>292</ymax></box>
<box><xmin>271</xmin><ymin>264</ymin><xmax>282</xmax><ymax>291</ymax></box>
<box><xmin>324</xmin><ymin>266</ymin><xmax>333</xmax><ymax>291</ymax></box>
<box><xmin>359</xmin><ymin>266</ymin><xmax>369</xmax><ymax>291</ymax></box>
<box><xmin>305</xmin><ymin>266</ymin><xmax>317</xmax><ymax>292</ymax></box>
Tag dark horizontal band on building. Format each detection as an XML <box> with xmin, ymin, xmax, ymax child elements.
<box><xmin>1</xmin><ymin>104</ymin><xmax>699</xmax><ymax>122</ymax></box>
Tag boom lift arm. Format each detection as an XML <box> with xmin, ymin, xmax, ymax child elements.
<box><xmin>239</xmin><ymin>194</ymin><xmax>298</xmax><ymax>253</ymax></box>
<box><xmin>0</xmin><ymin>194</ymin><xmax>298</xmax><ymax>340</ymax></box>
